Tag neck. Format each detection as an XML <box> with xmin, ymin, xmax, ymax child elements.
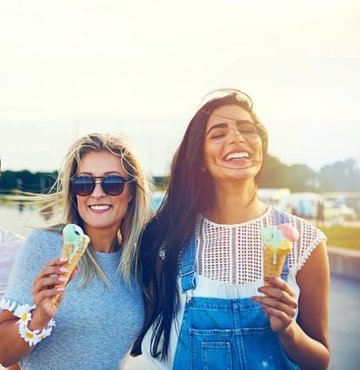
<box><xmin>204</xmin><ymin>179</ymin><xmax>268</xmax><ymax>224</ymax></box>
<box><xmin>85</xmin><ymin>225</ymin><xmax>120</xmax><ymax>253</ymax></box>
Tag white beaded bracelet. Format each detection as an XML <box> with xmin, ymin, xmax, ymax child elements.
<box><xmin>14</xmin><ymin>304</ymin><xmax>56</xmax><ymax>347</ymax></box>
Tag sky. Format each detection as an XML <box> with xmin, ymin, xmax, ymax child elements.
<box><xmin>0</xmin><ymin>0</ymin><xmax>359</xmax><ymax>176</ymax></box>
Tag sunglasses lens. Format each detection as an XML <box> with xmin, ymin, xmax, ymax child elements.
<box><xmin>102</xmin><ymin>176</ymin><xmax>126</xmax><ymax>196</ymax></box>
<box><xmin>73</xmin><ymin>177</ymin><xmax>95</xmax><ymax>196</ymax></box>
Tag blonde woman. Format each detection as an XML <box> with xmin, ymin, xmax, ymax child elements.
<box><xmin>0</xmin><ymin>133</ymin><xmax>150</xmax><ymax>370</ymax></box>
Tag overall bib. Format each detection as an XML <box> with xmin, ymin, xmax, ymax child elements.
<box><xmin>172</xmin><ymin>209</ymin><xmax>299</xmax><ymax>370</ymax></box>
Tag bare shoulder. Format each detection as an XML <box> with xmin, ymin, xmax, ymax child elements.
<box><xmin>297</xmin><ymin>239</ymin><xmax>329</xmax><ymax>284</ymax></box>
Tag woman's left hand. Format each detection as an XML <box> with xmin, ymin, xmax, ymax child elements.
<box><xmin>252</xmin><ymin>276</ymin><xmax>298</xmax><ymax>335</ymax></box>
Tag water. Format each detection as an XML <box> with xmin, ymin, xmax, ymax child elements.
<box><xmin>0</xmin><ymin>202</ymin><xmax>45</xmax><ymax>237</ymax></box>
<box><xmin>0</xmin><ymin>191</ymin><xmax>166</xmax><ymax>237</ymax></box>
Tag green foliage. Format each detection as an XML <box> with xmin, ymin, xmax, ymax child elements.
<box><xmin>153</xmin><ymin>176</ymin><xmax>169</xmax><ymax>190</ymax></box>
<box><xmin>0</xmin><ymin>171</ymin><xmax>58</xmax><ymax>193</ymax></box>
<box><xmin>260</xmin><ymin>156</ymin><xmax>360</xmax><ymax>192</ymax></box>
<box><xmin>0</xmin><ymin>171</ymin><xmax>18</xmax><ymax>190</ymax></box>
<box><xmin>259</xmin><ymin>155</ymin><xmax>318</xmax><ymax>192</ymax></box>
<box><xmin>319</xmin><ymin>159</ymin><xmax>360</xmax><ymax>192</ymax></box>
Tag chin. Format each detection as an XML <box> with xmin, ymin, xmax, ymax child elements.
<box><xmin>226</xmin><ymin>168</ymin><xmax>258</xmax><ymax>178</ymax></box>
<box><xmin>83</xmin><ymin>219</ymin><xmax>115</xmax><ymax>230</ymax></box>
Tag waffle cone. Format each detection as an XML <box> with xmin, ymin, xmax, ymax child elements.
<box><xmin>52</xmin><ymin>235</ymin><xmax>90</xmax><ymax>305</ymax></box>
<box><xmin>263</xmin><ymin>240</ymin><xmax>292</xmax><ymax>285</ymax></box>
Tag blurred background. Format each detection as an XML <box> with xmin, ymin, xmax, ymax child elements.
<box><xmin>0</xmin><ymin>1</ymin><xmax>359</xmax><ymax>369</ymax></box>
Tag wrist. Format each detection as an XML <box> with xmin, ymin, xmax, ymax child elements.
<box><xmin>14</xmin><ymin>304</ymin><xmax>55</xmax><ymax>347</ymax></box>
<box><xmin>28</xmin><ymin>308</ymin><xmax>53</xmax><ymax>331</ymax></box>
<box><xmin>279</xmin><ymin>320</ymin><xmax>296</xmax><ymax>345</ymax></box>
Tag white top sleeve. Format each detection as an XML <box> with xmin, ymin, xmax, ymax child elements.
<box><xmin>0</xmin><ymin>228</ymin><xmax>24</xmax><ymax>298</ymax></box>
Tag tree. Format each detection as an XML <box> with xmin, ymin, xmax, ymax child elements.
<box><xmin>319</xmin><ymin>159</ymin><xmax>360</xmax><ymax>192</ymax></box>
<box><xmin>0</xmin><ymin>171</ymin><xmax>58</xmax><ymax>193</ymax></box>
<box><xmin>259</xmin><ymin>155</ymin><xmax>289</xmax><ymax>188</ymax></box>
<box><xmin>260</xmin><ymin>156</ymin><xmax>319</xmax><ymax>192</ymax></box>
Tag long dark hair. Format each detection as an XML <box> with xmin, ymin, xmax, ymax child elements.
<box><xmin>136</xmin><ymin>89</ymin><xmax>268</xmax><ymax>359</ymax></box>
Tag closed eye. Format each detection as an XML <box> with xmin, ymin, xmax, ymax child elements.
<box><xmin>209</xmin><ymin>128</ymin><xmax>227</xmax><ymax>139</ymax></box>
<box><xmin>211</xmin><ymin>133</ymin><xmax>226</xmax><ymax>139</ymax></box>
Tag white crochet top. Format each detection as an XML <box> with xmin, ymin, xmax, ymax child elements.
<box><xmin>124</xmin><ymin>207</ymin><xmax>326</xmax><ymax>370</ymax></box>
<box><xmin>197</xmin><ymin>207</ymin><xmax>323</xmax><ymax>285</ymax></box>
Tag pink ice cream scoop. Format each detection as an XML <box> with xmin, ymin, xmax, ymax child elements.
<box><xmin>276</xmin><ymin>223</ymin><xmax>299</xmax><ymax>243</ymax></box>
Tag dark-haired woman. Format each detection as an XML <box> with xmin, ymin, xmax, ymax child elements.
<box><xmin>131</xmin><ymin>89</ymin><xmax>330</xmax><ymax>370</ymax></box>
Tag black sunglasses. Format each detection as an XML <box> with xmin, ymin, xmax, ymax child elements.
<box><xmin>72</xmin><ymin>175</ymin><xmax>131</xmax><ymax>196</ymax></box>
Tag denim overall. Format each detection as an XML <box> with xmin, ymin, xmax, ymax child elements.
<box><xmin>172</xmin><ymin>209</ymin><xmax>299</xmax><ymax>370</ymax></box>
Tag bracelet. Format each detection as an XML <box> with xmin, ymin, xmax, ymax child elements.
<box><xmin>14</xmin><ymin>303</ymin><xmax>56</xmax><ymax>347</ymax></box>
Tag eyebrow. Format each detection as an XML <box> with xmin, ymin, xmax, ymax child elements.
<box><xmin>77</xmin><ymin>171</ymin><xmax>122</xmax><ymax>176</ymax></box>
<box><xmin>206</xmin><ymin>119</ymin><xmax>254</xmax><ymax>135</ymax></box>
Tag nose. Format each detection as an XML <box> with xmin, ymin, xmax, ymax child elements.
<box><xmin>228</xmin><ymin>128</ymin><xmax>245</xmax><ymax>143</ymax></box>
<box><xmin>91</xmin><ymin>181</ymin><xmax>106</xmax><ymax>197</ymax></box>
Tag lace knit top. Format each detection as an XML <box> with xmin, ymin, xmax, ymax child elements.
<box><xmin>197</xmin><ymin>206</ymin><xmax>324</xmax><ymax>285</ymax></box>
<box><xmin>125</xmin><ymin>207</ymin><xmax>326</xmax><ymax>370</ymax></box>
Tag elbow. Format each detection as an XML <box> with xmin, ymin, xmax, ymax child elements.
<box><xmin>0</xmin><ymin>355</ymin><xmax>22</xmax><ymax>368</ymax></box>
<box><xmin>0</xmin><ymin>352</ymin><xmax>21</xmax><ymax>368</ymax></box>
<box><xmin>0</xmin><ymin>346</ymin><xmax>18</xmax><ymax>368</ymax></box>
<box><xmin>313</xmin><ymin>346</ymin><xmax>330</xmax><ymax>370</ymax></box>
<box><xmin>322</xmin><ymin>339</ymin><xmax>331</xmax><ymax>369</ymax></box>
<box><xmin>1</xmin><ymin>359</ymin><xmax>14</xmax><ymax>368</ymax></box>
<box><xmin>311</xmin><ymin>349</ymin><xmax>330</xmax><ymax>370</ymax></box>
<box><xmin>324</xmin><ymin>349</ymin><xmax>330</xmax><ymax>370</ymax></box>
<box><xmin>0</xmin><ymin>352</ymin><xmax>12</xmax><ymax>368</ymax></box>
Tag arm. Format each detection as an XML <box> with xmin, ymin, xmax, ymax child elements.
<box><xmin>285</xmin><ymin>239</ymin><xmax>330</xmax><ymax>369</ymax></box>
<box><xmin>0</xmin><ymin>258</ymin><xmax>68</xmax><ymax>367</ymax></box>
<box><xmin>254</xmin><ymin>240</ymin><xmax>330</xmax><ymax>369</ymax></box>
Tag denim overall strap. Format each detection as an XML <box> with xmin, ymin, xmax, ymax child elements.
<box><xmin>173</xmin><ymin>210</ymin><xmax>300</xmax><ymax>369</ymax></box>
<box><xmin>274</xmin><ymin>208</ymin><xmax>290</xmax><ymax>282</ymax></box>
<box><xmin>178</xmin><ymin>235</ymin><xmax>197</xmax><ymax>293</ymax></box>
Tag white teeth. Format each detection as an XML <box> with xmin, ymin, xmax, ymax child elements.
<box><xmin>89</xmin><ymin>205</ymin><xmax>111</xmax><ymax>211</ymax></box>
<box><xmin>225</xmin><ymin>152</ymin><xmax>249</xmax><ymax>161</ymax></box>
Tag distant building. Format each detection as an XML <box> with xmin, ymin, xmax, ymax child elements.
<box><xmin>257</xmin><ymin>188</ymin><xmax>290</xmax><ymax>208</ymax></box>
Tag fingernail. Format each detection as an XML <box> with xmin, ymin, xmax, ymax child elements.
<box><xmin>59</xmin><ymin>258</ymin><xmax>68</xmax><ymax>262</ymax></box>
<box><xmin>59</xmin><ymin>267</ymin><xmax>69</xmax><ymax>273</ymax></box>
<box><xmin>58</xmin><ymin>277</ymin><xmax>68</xmax><ymax>282</ymax></box>
<box><xmin>56</xmin><ymin>287</ymin><xmax>65</xmax><ymax>292</ymax></box>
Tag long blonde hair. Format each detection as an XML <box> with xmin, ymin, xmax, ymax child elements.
<box><xmin>42</xmin><ymin>132</ymin><xmax>151</xmax><ymax>285</ymax></box>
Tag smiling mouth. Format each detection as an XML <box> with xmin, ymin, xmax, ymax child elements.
<box><xmin>224</xmin><ymin>151</ymin><xmax>251</xmax><ymax>161</ymax></box>
<box><xmin>89</xmin><ymin>205</ymin><xmax>111</xmax><ymax>211</ymax></box>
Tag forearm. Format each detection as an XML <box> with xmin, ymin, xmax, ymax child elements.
<box><xmin>0</xmin><ymin>319</ymin><xmax>33</xmax><ymax>366</ymax></box>
<box><xmin>280</xmin><ymin>321</ymin><xmax>330</xmax><ymax>370</ymax></box>
<box><xmin>0</xmin><ymin>310</ymin><xmax>51</xmax><ymax>367</ymax></box>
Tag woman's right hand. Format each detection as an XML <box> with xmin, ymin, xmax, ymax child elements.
<box><xmin>31</xmin><ymin>257</ymin><xmax>69</xmax><ymax>325</ymax></box>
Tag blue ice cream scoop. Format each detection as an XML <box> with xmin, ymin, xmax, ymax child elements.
<box><xmin>62</xmin><ymin>224</ymin><xmax>84</xmax><ymax>249</ymax></box>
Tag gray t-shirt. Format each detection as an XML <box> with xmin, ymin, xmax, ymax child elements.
<box><xmin>2</xmin><ymin>229</ymin><xmax>144</xmax><ymax>370</ymax></box>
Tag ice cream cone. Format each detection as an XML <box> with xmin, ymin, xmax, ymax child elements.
<box><xmin>52</xmin><ymin>225</ymin><xmax>90</xmax><ymax>306</ymax></box>
<box><xmin>261</xmin><ymin>224</ymin><xmax>299</xmax><ymax>285</ymax></box>
<box><xmin>263</xmin><ymin>241</ymin><xmax>292</xmax><ymax>284</ymax></box>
